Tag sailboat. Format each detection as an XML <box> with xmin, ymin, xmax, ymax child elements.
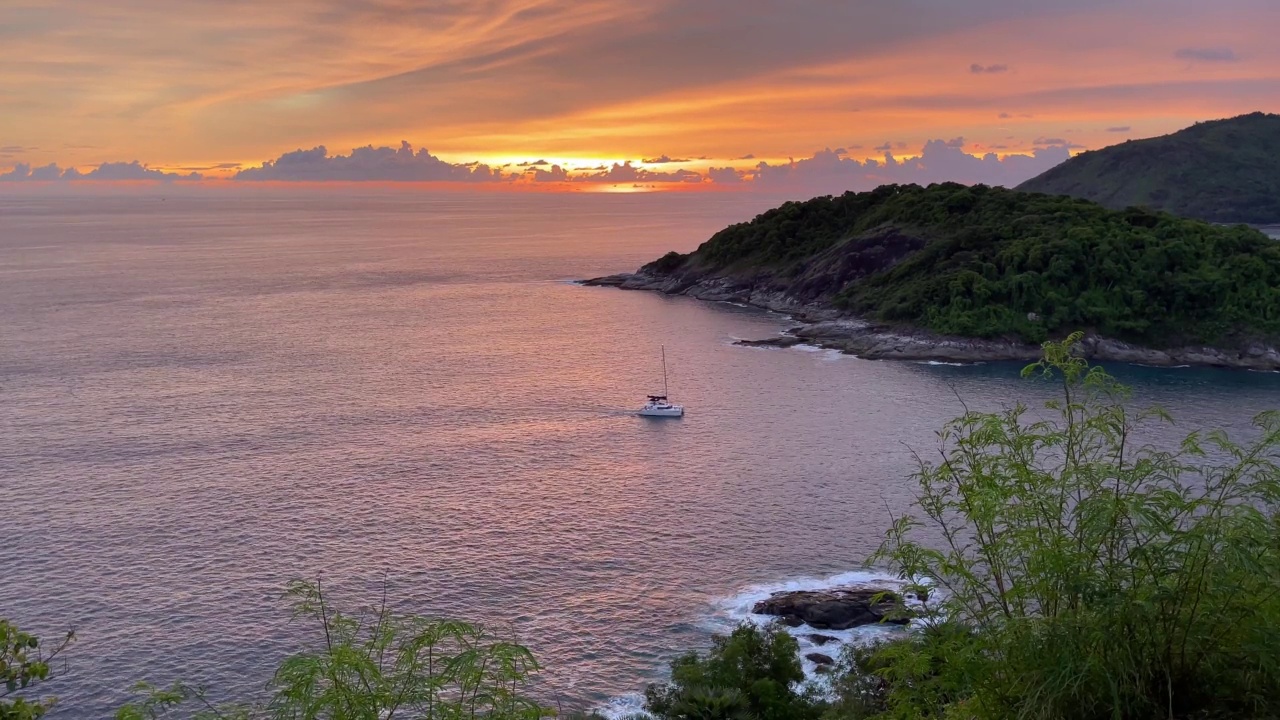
<box><xmin>638</xmin><ymin>346</ymin><xmax>685</xmax><ymax>417</ymax></box>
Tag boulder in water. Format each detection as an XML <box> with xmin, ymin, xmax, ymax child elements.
<box><xmin>751</xmin><ymin>587</ymin><xmax>908</xmax><ymax>630</ymax></box>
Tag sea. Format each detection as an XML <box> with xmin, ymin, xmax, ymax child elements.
<box><xmin>4</xmin><ymin>189</ymin><xmax>1280</xmax><ymax>718</ymax></box>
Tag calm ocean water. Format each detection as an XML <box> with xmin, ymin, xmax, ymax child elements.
<box><xmin>4</xmin><ymin>190</ymin><xmax>1280</xmax><ymax>717</ymax></box>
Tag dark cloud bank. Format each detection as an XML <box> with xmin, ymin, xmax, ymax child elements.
<box><xmin>0</xmin><ymin>161</ymin><xmax>200</xmax><ymax>181</ymax></box>
<box><xmin>714</xmin><ymin>140</ymin><xmax>1071</xmax><ymax>196</ymax></box>
<box><xmin>2</xmin><ymin>140</ymin><xmax>1072</xmax><ymax>193</ymax></box>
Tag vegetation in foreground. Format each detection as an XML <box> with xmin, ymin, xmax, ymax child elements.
<box><xmin>6</xmin><ymin>336</ymin><xmax>1280</xmax><ymax>719</ymax></box>
<box><xmin>2</xmin><ymin>580</ymin><xmax>550</xmax><ymax>720</ymax></box>
<box><xmin>643</xmin><ymin>336</ymin><xmax>1280</xmax><ymax>720</ymax></box>
<box><xmin>650</xmin><ymin>182</ymin><xmax>1280</xmax><ymax>346</ymax></box>
<box><xmin>1017</xmin><ymin>112</ymin><xmax>1280</xmax><ymax>225</ymax></box>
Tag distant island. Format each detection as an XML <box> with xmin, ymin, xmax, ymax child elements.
<box><xmin>1018</xmin><ymin>112</ymin><xmax>1280</xmax><ymax>224</ymax></box>
<box><xmin>585</xmin><ymin>183</ymin><xmax>1280</xmax><ymax>369</ymax></box>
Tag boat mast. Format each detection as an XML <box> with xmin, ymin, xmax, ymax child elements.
<box><xmin>661</xmin><ymin>345</ymin><xmax>669</xmax><ymax>397</ymax></box>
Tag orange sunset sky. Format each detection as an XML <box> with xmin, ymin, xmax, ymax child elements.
<box><xmin>1</xmin><ymin>0</ymin><xmax>1277</xmax><ymax>190</ymax></box>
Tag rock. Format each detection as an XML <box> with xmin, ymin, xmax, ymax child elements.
<box><xmin>807</xmin><ymin>634</ymin><xmax>839</xmax><ymax>646</ymax></box>
<box><xmin>579</xmin><ymin>274</ymin><xmax>631</xmax><ymax>287</ymax></box>
<box><xmin>735</xmin><ymin>336</ymin><xmax>805</xmax><ymax>348</ymax></box>
<box><xmin>752</xmin><ymin>587</ymin><xmax>908</xmax><ymax>630</ymax></box>
<box><xmin>814</xmin><ymin>664</ymin><xmax>832</xmax><ymax>674</ymax></box>
<box><xmin>805</xmin><ymin>600</ymin><xmax>880</xmax><ymax>629</ymax></box>
<box><xmin>578</xmin><ymin>269</ymin><xmax>1280</xmax><ymax>371</ymax></box>
<box><xmin>805</xmin><ymin>652</ymin><xmax>835</xmax><ymax>665</ymax></box>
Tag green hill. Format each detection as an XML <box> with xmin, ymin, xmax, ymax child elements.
<box><xmin>1017</xmin><ymin>112</ymin><xmax>1280</xmax><ymax>224</ymax></box>
<box><xmin>644</xmin><ymin>183</ymin><xmax>1280</xmax><ymax>346</ymax></box>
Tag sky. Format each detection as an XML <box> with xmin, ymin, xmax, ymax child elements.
<box><xmin>1</xmin><ymin>0</ymin><xmax>1277</xmax><ymax>193</ymax></box>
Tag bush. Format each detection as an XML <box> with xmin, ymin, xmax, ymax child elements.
<box><xmin>0</xmin><ymin>620</ymin><xmax>73</xmax><ymax>720</ymax></box>
<box><xmin>855</xmin><ymin>333</ymin><xmax>1280</xmax><ymax>720</ymax></box>
<box><xmin>116</xmin><ymin>580</ymin><xmax>552</xmax><ymax>720</ymax></box>
<box><xmin>645</xmin><ymin>624</ymin><xmax>823</xmax><ymax>720</ymax></box>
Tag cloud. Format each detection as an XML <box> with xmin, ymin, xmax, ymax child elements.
<box><xmin>998</xmin><ymin>112</ymin><xmax>1012</xmax><ymax>119</ymax></box>
<box><xmin>0</xmin><ymin>160</ymin><xmax>200</xmax><ymax>181</ymax></box>
<box><xmin>80</xmin><ymin>161</ymin><xmax>201</xmax><ymax>180</ymax></box>
<box><xmin>641</xmin><ymin>155</ymin><xmax>690</xmax><ymax>164</ymax></box>
<box><xmin>970</xmin><ymin>63</ymin><xmax>1009</xmax><ymax>74</ymax></box>
<box><xmin>737</xmin><ymin>154</ymin><xmax>756</xmax><ymax>160</ymax></box>
<box><xmin>572</xmin><ymin>161</ymin><xmax>701</xmax><ymax>184</ymax></box>
<box><xmin>176</xmin><ymin>162</ymin><xmax>241</xmax><ymax>171</ymax></box>
<box><xmin>707</xmin><ymin>166</ymin><xmax>745</xmax><ymax>184</ymax></box>
<box><xmin>1106</xmin><ymin>126</ymin><xmax>1131</xmax><ymax>132</ymax></box>
<box><xmin>1034</xmin><ymin>137</ymin><xmax>1086</xmax><ymax>149</ymax></box>
<box><xmin>945</xmin><ymin>137</ymin><xmax>965</xmax><ymax>148</ymax></box>
<box><xmin>517</xmin><ymin>159</ymin><xmax>549</xmax><ymax>166</ymax></box>
<box><xmin>720</xmin><ymin>141</ymin><xmax>1069</xmax><ymax>196</ymax></box>
<box><xmin>528</xmin><ymin>164</ymin><xmax>568</xmax><ymax>182</ymax></box>
<box><xmin>233</xmin><ymin>141</ymin><xmax>504</xmax><ymax>182</ymax></box>
<box><xmin>874</xmin><ymin>142</ymin><xmax>893</xmax><ymax>151</ymax></box>
<box><xmin>1174</xmin><ymin>47</ymin><xmax>1239</xmax><ymax>63</ymax></box>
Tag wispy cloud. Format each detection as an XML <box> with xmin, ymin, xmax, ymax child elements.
<box><xmin>1106</xmin><ymin>126</ymin><xmax>1131</xmax><ymax>132</ymax></box>
<box><xmin>1174</xmin><ymin>47</ymin><xmax>1239</xmax><ymax>63</ymax></box>
<box><xmin>0</xmin><ymin>0</ymin><xmax>1272</xmax><ymax>175</ymax></box>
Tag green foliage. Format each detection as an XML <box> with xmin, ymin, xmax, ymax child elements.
<box><xmin>1018</xmin><ymin>112</ymin><xmax>1280</xmax><ymax>224</ymax></box>
<box><xmin>851</xmin><ymin>333</ymin><xmax>1280</xmax><ymax>720</ymax></box>
<box><xmin>116</xmin><ymin>580</ymin><xmax>552</xmax><ymax>720</ymax></box>
<box><xmin>685</xmin><ymin>184</ymin><xmax>930</xmax><ymax>272</ymax></box>
<box><xmin>646</xmin><ymin>251</ymin><xmax>688</xmax><ymax>275</ymax></box>
<box><xmin>674</xmin><ymin>182</ymin><xmax>1280</xmax><ymax>345</ymax></box>
<box><xmin>114</xmin><ymin>682</ymin><xmax>251</xmax><ymax>720</ymax></box>
<box><xmin>645</xmin><ymin>624</ymin><xmax>822</xmax><ymax>720</ymax></box>
<box><xmin>0</xmin><ymin>620</ymin><xmax>73</xmax><ymax>720</ymax></box>
<box><xmin>825</xmin><ymin>623</ymin><xmax>981</xmax><ymax>720</ymax></box>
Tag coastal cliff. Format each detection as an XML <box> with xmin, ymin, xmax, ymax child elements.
<box><xmin>584</xmin><ymin>183</ymin><xmax>1280</xmax><ymax>370</ymax></box>
<box><xmin>582</xmin><ymin>271</ymin><xmax>1280</xmax><ymax>369</ymax></box>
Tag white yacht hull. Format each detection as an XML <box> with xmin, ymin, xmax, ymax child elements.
<box><xmin>638</xmin><ymin>405</ymin><xmax>684</xmax><ymax>417</ymax></box>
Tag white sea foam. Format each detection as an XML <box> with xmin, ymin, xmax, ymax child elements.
<box><xmin>914</xmin><ymin>360</ymin><xmax>979</xmax><ymax>367</ymax></box>
<box><xmin>595</xmin><ymin>570</ymin><xmax>915</xmax><ymax>717</ymax></box>
<box><xmin>792</xmin><ymin>343</ymin><xmax>825</xmax><ymax>352</ymax></box>
<box><xmin>596</xmin><ymin>692</ymin><xmax>649</xmax><ymax>720</ymax></box>
<box><xmin>705</xmin><ymin>570</ymin><xmax>922</xmax><ymax>687</ymax></box>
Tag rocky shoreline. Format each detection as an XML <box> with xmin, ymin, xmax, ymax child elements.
<box><xmin>747</xmin><ymin>585</ymin><xmax>914</xmax><ymax>672</ymax></box>
<box><xmin>581</xmin><ymin>272</ymin><xmax>1280</xmax><ymax>371</ymax></box>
